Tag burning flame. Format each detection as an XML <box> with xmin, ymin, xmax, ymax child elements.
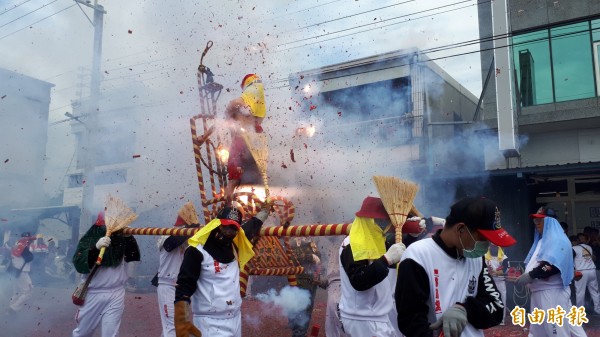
<box><xmin>296</xmin><ymin>125</ymin><xmax>316</xmax><ymax>138</ymax></box>
<box><xmin>235</xmin><ymin>186</ymin><xmax>267</xmax><ymax>204</ymax></box>
<box><xmin>303</xmin><ymin>84</ymin><xmax>312</xmax><ymax>96</ymax></box>
<box><xmin>216</xmin><ymin>145</ymin><xmax>229</xmax><ymax>164</ymax></box>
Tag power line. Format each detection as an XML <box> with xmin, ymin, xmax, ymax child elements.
<box><xmin>0</xmin><ymin>0</ymin><xmax>59</xmax><ymax>29</ymax></box>
<box><xmin>259</xmin><ymin>0</ymin><xmax>344</xmax><ymax>23</ymax></box>
<box><xmin>0</xmin><ymin>0</ymin><xmax>34</xmax><ymax>16</ymax></box>
<box><xmin>284</xmin><ymin>0</ymin><xmax>416</xmax><ymax>33</ymax></box>
<box><xmin>276</xmin><ymin>2</ymin><xmax>481</xmax><ymax>53</ymax></box>
<box><xmin>266</xmin><ymin>26</ymin><xmax>594</xmax><ymax>91</ymax></box>
<box><xmin>277</xmin><ymin>0</ymin><xmax>475</xmax><ymax>48</ymax></box>
<box><xmin>0</xmin><ymin>3</ymin><xmax>75</xmax><ymax>40</ymax></box>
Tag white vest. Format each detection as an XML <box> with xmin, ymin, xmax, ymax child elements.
<box><xmin>157</xmin><ymin>236</ymin><xmax>186</xmax><ymax>285</ymax></box>
<box><xmin>573</xmin><ymin>244</ymin><xmax>595</xmax><ymax>271</ymax></box>
<box><xmin>191</xmin><ymin>244</ymin><xmax>241</xmax><ymax>319</ymax></box>
<box><xmin>85</xmin><ymin>260</ymin><xmax>129</xmax><ymax>292</ymax></box>
<box><xmin>339</xmin><ymin>236</ymin><xmax>393</xmax><ymax>322</ymax></box>
<box><xmin>401</xmin><ymin>238</ymin><xmax>484</xmax><ymax>337</ymax></box>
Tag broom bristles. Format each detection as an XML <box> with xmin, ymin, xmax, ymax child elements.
<box><xmin>178</xmin><ymin>201</ymin><xmax>199</xmax><ymax>225</ymax></box>
<box><xmin>373</xmin><ymin>176</ymin><xmax>419</xmax><ymax>235</ymax></box>
<box><xmin>104</xmin><ymin>194</ymin><xmax>138</xmax><ymax>236</ymax></box>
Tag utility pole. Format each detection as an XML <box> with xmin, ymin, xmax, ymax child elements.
<box><xmin>75</xmin><ymin>0</ymin><xmax>105</xmax><ymax>234</ymax></box>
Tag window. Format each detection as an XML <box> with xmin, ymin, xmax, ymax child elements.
<box><xmin>96</xmin><ymin>169</ymin><xmax>127</xmax><ymax>185</ymax></box>
<box><xmin>513</xmin><ymin>31</ymin><xmax>553</xmax><ymax>106</ymax></box>
<box><xmin>512</xmin><ymin>19</ymin><xmax>598</xmax><ymax>105</ymax></box>
<box><xmin>319</xmin><ymin>77</ymin><xmax>414</xmax><ymax>146</ymax></box>
<box><xmin>550</xmin><ymin>23</ymin><xmax>595</xmax><ymax>102</ymax></box>
<box><xmin>68</xmin><ymin>174</ymin><xmax>83</xmax><ymax>188</ymax></box>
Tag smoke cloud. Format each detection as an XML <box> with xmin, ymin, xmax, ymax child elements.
<box><xmin>0</xmin><ymin>0</ymin><xmax>486</xmax><ymax>335</ymax></box>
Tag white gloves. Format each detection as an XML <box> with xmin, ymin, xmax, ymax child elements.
<box><xmin>431</xmin><ymin>216</ymin><xmax>446</xmax><ymax>227</ymax></box>
<box><xmin>407</xmin><ymin>216</ymin><xmax>427</xmax><ymax>237</ymax></box>
<box><xmin>430</xmin><ymin>304</ymin><xmax>468</xmax><ymax>337</ymax></box>
<box><xmin>95</xmin><ymin>237</ymin><xmax>111</xmax><ymax>250</ymax></box>
<box><xmin>383</xmin><ymin>243</ymin><xmax>406</xmax><ymax>265</ymax></box>
<box><xmin>255</xmin><ymin>199</ymin><xmax>272</xmax><ymax>222</ymax></box>
<box><xmin>255</xmin><ymin>208</ymin><xmax>269</xmax><ymax>222</ymax></box>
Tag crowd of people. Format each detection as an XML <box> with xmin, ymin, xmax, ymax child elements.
<box><xmin>3</xmin><ymin>196</ymin><xmax>600</xmax><ymax>337</ymax></box>
<box><xmin>3</xmin><ymin>73</ymin><xmax>599</xmax><ymax>337</ymax></box>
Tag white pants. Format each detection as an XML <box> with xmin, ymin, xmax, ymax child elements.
<box><xmin>157</xmin><ymin>283</ymin><xmax>176</xmax><ymax>337</ymax></box>
<box><xmin>325</xmin><ymin>281</ymin><xmax>348</xmax><ymax>337</ymax></box>
<box><xmin>493</xmin><ymin>278</ymin><xmax>507</xmax><ymax>322</ymax></box>
<box><xmin>574</xmin><ymin>269</ymin><xmax>600</xmax><ymax>314</ymax></box>
<box><xmin>9</xmin><ymin>271</ymin><xmax>33</xmax><ymax>311</ymax></box>
<box><xmin>72</xmin><ymin>287</ymin><xmax>125</xmax><ymax>337</ymax></box>
<box><xmin>340</xmin><ymin>317</ymin><xmax>397</xmax><ymax>337</ymax></box>
<box><xmin>529</xmin><ymin>288</ymin><xmax>587</xmax><ymax>337</ymax></box>
<box><xmin>194</xmin><ymin>314</ymin><xmax>241</xmax><ymax>337</ymax></box>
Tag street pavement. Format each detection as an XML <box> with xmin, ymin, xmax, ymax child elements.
<box><xmin>2</xmin><ymin>283</ymin><xmax>600</xmax><ymax>337</ymax></box>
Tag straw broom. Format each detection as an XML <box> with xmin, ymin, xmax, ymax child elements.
<box><xmin>240</xmin><ymin>131</ymin><xmax>270</xmax><ymax>198</ymax></box>
<box><xmin>96</xmin><ymin>194</ymin><xmax>138</xmax><ymax>265</ymax></box>
<box><xmin>73</xmin><ymin>195</ymin><xmax>138</xmax><ymax>305</ymax></box>
<box><xmin>373</xmin><ymin>176</ymin><xmax>419</xmax><ymax>244</ymax></box>
<box><xmin>178</xmin><ymin>201</ymin><xmax>199</xmax><ymax>225</ymax></box>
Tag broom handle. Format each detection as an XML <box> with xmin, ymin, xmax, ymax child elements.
<box><xmin>262</xmin><ymin>172</ymin><xmax>269</xmax><ymax>199</ymax></box>
<box><xmin>395</xmin><ymin>226</ymin><xmax>402</xmax><ymax>244</ymax></box>
<box><xmin>95</xmin><ymin>234</ymin><xmax>110</xmax><ymax>265</ymax></box>
<box><xmin>96</xmin><ymin>246</ymin><xmax>106</xmax><ymax>265</ymax></box>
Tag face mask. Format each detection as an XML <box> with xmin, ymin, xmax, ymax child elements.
<box><xmin>459</xmin><ymin>227</ymin><xmax>490</xmax><ymax>259</ymax></box>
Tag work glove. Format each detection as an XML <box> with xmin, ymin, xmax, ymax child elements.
<box><xmin>95</xmin><ymin>237</ymin><xmax>111</xmax><ymax>250</ymax></box>
<box><xmin>383</xmin><ymin>243</ymin><xmax>406</xmax><ymax>265</ymax></box>
<box><xmin>255</xmin><ymin>198</ymin><xmax>272</xmax><ymax>222</ymax></box>
<box><xmin>174</xmin><ymin>301</ymin><xmax>202</xmax><ymax>337</ymax></box>
<box><xmin>431</xmin><ymin>216</ymin><xmax>446</xmax><ymax>227</ymax></box>
<box><xmin>515</xmin><ymin>271</ymin><xmax>532</xmax><ymax>285</ymax></box>
<box><xmin>429</xmin><ymin>304</ymin><xmax>468</xmax><ymax>337</ymax></box>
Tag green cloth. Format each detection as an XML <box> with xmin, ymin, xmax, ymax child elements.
<box><xmin>72</xmin><ymin>225</ymin><xmax>129</xmax><ymax>274</ymax></box>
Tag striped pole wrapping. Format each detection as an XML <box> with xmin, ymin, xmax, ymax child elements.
<box><xmin>190</xmin><ymin>117</ymin><xmax>210</xmax><ymax>224</ymax></box>
<box><xmin>202</xmin><ymin>118</ymin><xmax>218</xmax><ymax>201</ymax></box>
<box><xmin>260</xmin><ymin>223</ymin><xmax>351</xmax><ymax>237</ymax></box>
<box><xmin>123</xmin><ymin>227</ymin><xmax>198</xmax><ymax>236</ymax></box>
<box><xmin>122</xmin><ymin>223</ymin><xmax>351</xmax><ymax>237</ymax></box>
<box><xmin>239</xmin><ymin>264</ymin><xmax>250</xmax><ymax>297</ymax></box>
<box><xmin>287</xmin><ymin>274</ymin><xmax>298</xmax><ymax>286</ymax></box>
<box><xmin>251</xmin><ymin>267</ymin><xmax>304</xmax><ymax>276</ymax></box>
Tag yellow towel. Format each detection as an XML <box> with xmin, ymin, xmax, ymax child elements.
<box><xmin>188</xmin><ymin>218</ymin><xmax>255</xmax><ymax>271</ymax></box>
<box><xmin>241</xmin><ymin>77</ymin><xmax>266</xmax><ymax>118</ymax></box>
<box><xmin>485</xmin><ymin>246</ymin><xmax>505</xmax><ymax>261</ymax></box>
<box><xmin>349</xmin><ymin>217</ymin><xmax>386</xmax><ymax>261</ymax></box>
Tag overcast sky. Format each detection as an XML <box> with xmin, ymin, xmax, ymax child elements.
<box><xmin>0</xmin><ymin>0</ymin><xmax>483</xmax><ymax>220</ymax></box>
